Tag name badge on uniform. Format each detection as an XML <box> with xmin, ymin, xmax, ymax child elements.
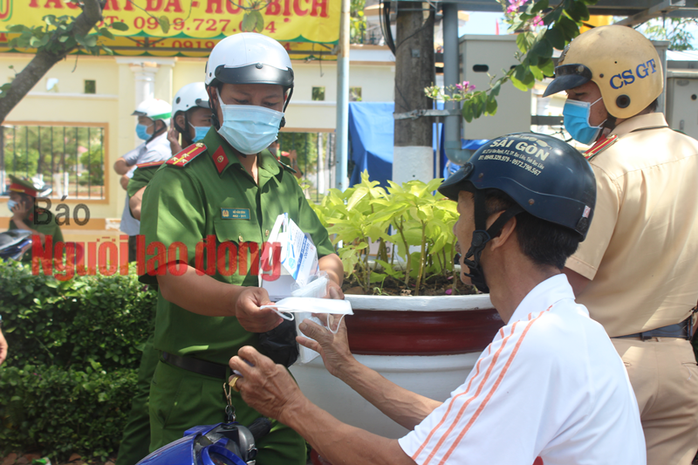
<box><xmin>221</xmin><ymin>208</ymin><xmax>250</xmax><ymax>220</ymax></box>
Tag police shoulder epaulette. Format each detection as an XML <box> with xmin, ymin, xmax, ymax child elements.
<box><xmin>584</xmin><ymin>134</ymin><xmax>618</xmax><ymax>161</ymax></box>
<box><xmin>136</xmin><ymin>160</ymin><xmax>165</xmax><ymax>169</ymax></box>
<box><xmin>166</xmin><ymin>142</ymin><xmax>207</xmax><ymax>167</ymax></box>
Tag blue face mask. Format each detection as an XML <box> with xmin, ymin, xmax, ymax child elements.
<box><xmin>7</xmin><ymin>199</ymin><xmax>17</xmax><ymax>212</ymax></box>
<box><xmin>189</xmin><ymin>123</ymin><xmax>209</xmax><ymax>143</ymax></box>
<box><xmin>136</xmin><ymin>123</ymin><xmax>153</xmax><ymax>141</ymax></box>
<box><xmin>563</xmin><ymin>97</ymin><xmax>605</xmax><ymax>145</ymax></box>
<box><xmin>216</xmin><ymin>94</ymin><xmax>283</xmax><ymax>155</ymax></box>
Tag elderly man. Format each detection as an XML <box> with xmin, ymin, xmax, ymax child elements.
<box><xmin>228</xmin><ymin>133</ymin><xmax>646</xmax><ymax>465</ymax></box>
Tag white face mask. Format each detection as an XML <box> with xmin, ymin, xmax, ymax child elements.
<box><xmin>216</xmin><ymin>93</ymin><xmax>284</xmax><ymax>155</ymax></box>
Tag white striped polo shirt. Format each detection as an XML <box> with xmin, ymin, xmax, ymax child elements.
<box><xmin>398</xmin><ymin>274</ymin><xmax>645</xmax><ymax>465</ymax></box>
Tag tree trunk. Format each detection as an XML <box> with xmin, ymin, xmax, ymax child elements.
<box><xmin>394</xmin><ymin>1</ymin><xmax>435</xmax><ymax>147</ymax></box>
<box><xmin>0</xmin><ymin>0</ymin><xmax>104</xmax><ymax>124</ymax></box>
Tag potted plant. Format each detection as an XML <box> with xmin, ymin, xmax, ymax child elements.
<box><xmin>289</xmin><ymin>173</ymin><xmax>503</xmax><ymax>439</ymax></box>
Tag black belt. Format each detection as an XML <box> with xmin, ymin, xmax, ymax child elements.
<box><xmin>161</xmin><ymin>352</ymin><xmax>228</xmax><ymax>379</ymax></box>
<box><xmin>616</xmin><ymin>319</ymin><xmax>690</xmax><ymax>340</ymax></box>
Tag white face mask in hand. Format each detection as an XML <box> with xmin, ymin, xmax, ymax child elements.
<box><xmin>216</xmin><ymin>93</ymin><xmax>283</xmax><ymax>155</ymax></box>
<box><xmin>261</xmin><ymin>297</ymin><xmax>353</xmax><ymax>365</ymax></box>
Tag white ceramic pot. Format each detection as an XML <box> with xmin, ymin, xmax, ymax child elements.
<box><xmin>289</xmin><ymin>293</ymin><xmax>501</xmax><ymax>439</ymax></box>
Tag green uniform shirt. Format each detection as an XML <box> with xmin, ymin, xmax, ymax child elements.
<box><xmin>9</xmin><ymin>210</ymin><xmax>64</xmax><ymax>261</ymax></box>
<box><xmin>127</xmin><ymin>164</ymin><xmax>162</xmax><ymax>199</ymax></box>
<box><xmin>139</xmin><ymin>128</ymin><xmax>334</xmax><ymax>365</ymax></box>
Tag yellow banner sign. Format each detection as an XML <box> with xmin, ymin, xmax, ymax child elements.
<box><xmin>0</xmin><ymin>0</ymin><xmax>339</xmax><ymax>43</ymax></box>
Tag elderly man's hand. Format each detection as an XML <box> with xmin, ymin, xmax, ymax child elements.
<box><xmin>228</xmin><ymin>346</ymin><xmax>305</xmax><ymax>421</ymax></box>
<box><xmin>297</xmin><ymin>316</ymin><xmax>354</xmax><ymax>379</ymax></box>
<box><xmin>233</xmin><ymin>287</ymin><xmax>282</xmax><ymax>333</ymax></box>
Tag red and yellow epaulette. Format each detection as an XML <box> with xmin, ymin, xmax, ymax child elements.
<box><xmin>136</xmin><ymin>160</ymin><xmax>165</xmax><ymax>169</ymax></box>
<box><xmin>584</xmin><ymin>134</ymin><xmax>618</xmax><ymax>161</ymax></box>
<box><xmin>166</xmin><ymin>142</ymin><xmax>207</xmax><ymax>167</ymax></box>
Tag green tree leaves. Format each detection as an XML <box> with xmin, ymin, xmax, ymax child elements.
<box><xmin>6</xmin><ymin>14</ymin><xmax>129</xmax><ymax>58</ymax></box>
<box><xmin>454</xmin><ymin>0</ymin><xmax>599</xmax><ymax>123</ymax></box>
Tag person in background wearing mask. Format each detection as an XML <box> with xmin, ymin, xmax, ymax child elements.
<box><xmin>6</xmin><ymin>174</ymin><xmax>63</xmax><ymax>257</ymax></box>
<box><xmin>128</xmin><ymin>84</ymin><xmax>212</xmax><ymax>221</ymax></box>
<box><xmin>115</xmin><ymin>86</ymin><xmax>211</xmax><ymax>465</ymax></box>
<box><xmin>138</xmin><ymin>33</ymin><xmax>343</xmax><ymax>464</ymax></box>
<box><xmin>112</xmin><ymin>98</ymin><xmax>172</xmax><ymax>262</ymax></box>
<box><xmin>543</xmin><ymin>25</ymin><xmax>698</xmax><ymax>465</ymax></box>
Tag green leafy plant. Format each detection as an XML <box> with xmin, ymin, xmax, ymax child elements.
<box><xmin>0</xmin><ymin>261</ymin><xmax>155</xmax><ymax>461</ymax></box>
<box><xmin>311</xmin><ymin>172</ymin><xmax>463</xmax><ymax>296</ymax></box>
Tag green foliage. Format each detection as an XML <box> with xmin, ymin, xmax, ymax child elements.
<box><xmin>0</xmin><ymin>364</ymin><xmax>137</xmax><ymax>462</ymax></box>
<box><xmin>424</xmin><ymin>0</ymin><xmax>598</xmax><ymax>122</ymax></box>
<box><xmin>6</xmin><ymin>15</ymin><xmax>127</xmax><ymax>56</ymax></box>
<box><xmin>78</xmin><ymin>147</ymin><xmax>104</xmax><ymax>186</ymax></box>
<box><xmin>0</xmin><ymin>261</ymin><xmax>155</xmax><ymax>460</ymax></box>
<box><xmin>2</xmin><ymin>124</ymin><xmax>105</xmax><ymax>189</ymax></box>
<box><xmin>310</xmin><ymin>172</ymin><xmax>460</xmax><ymax>295</ymax></box>
<box><xmin>0</xmin><ymin>261</ymin><xmax>156</xmax><ymax>370</ymax></box>
<box><xmin>350</xmin><ymin>0</ymin><xmax>367</xmax><ymax>44</ymax></box>
<box><xmin>641</xmin><ymin>17</ymin><xmax>698</xmax><ymax>51</ymax></box>
<box><xmin>278</xmin><ymin>132</ymin><xmax>319</xmax><ymax>174</ymax></box>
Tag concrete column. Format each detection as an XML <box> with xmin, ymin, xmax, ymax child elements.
<box><xmin>130</xmin><ymin>62</ymin><xmax>158</xmax><ymax>108</ymax></box>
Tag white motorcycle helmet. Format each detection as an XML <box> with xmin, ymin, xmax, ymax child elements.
<box><xmin>204</xmin><ymin>33</ymin><xmax>294</xmax><ymax>128</ymax></box>
<box><xmin>132</xmin><ymin>98</ymin><xmax>172</xmax><ymax>126</ymax></box>
<box><xmin>173</xmin><ymin>82</ymin><xmax>210</xmax><ymax>115</ymax></box>
<box><xmin>172</xmin><ymin>82</ymin><xmax>210</xmax><ymax>144</ymax></box>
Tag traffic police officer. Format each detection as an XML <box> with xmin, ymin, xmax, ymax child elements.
<box><xmin>543</xmin><ymin>25</ymin><xmax>698</xmax><ymax>465</ymax></box>
<box><xmin>139</xmin><ymin>33</ymin><xmax>343</xmax><ymax>464</ymax></box>
<box><xmin>7</xmin><ymin>174</ymin><xmax>63</xmax><ymax>259</ymax></box>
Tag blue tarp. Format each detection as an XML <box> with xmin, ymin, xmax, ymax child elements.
<box><xmin>348</xmin><ymin>102</ymin><xmax>394</xmax><ymax>187</ymax></box>
<box><xmin>347</xmin><ymin>101</ymin><xmax>489</xmax><ymax>187</ymax></box>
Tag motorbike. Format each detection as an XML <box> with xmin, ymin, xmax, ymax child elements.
<box><xmin>0</xmin><ymin>229</ymin><xmax>33</xmax><ymax>261</ymax></box>
<box><xmin>136</xmin><ymin>418</ymin><xmax>272</xmax><ymax>465</ymax></box>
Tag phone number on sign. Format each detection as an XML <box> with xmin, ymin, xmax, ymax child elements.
<box><xmin>126</xmin><ymin>16</ymin><xmax>280</xmax><ymax>34</ymax></box>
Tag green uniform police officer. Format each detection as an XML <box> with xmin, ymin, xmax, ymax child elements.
<box><xmin>139</xmin><ymin>33</ymin><xmax>344</xmax><ymax>464</ymax></box>
<box><xmin>115</xmin><ymin>83</ymin><xmax>214</xmax><ymax>465</ymax></box>
<box><xmin>7</xmin><ymin>174</ymin><xmax>63</xmax><ymax>261</ymax></box>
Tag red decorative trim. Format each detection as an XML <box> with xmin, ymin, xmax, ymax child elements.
<box><xmin>346</xmin><ymin>309</ymin><xmax>503</xmax><ymax>355</ymax></box>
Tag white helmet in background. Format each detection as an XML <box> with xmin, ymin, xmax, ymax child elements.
<box><xmin>173</xmin><ymin>82</ymin><xmax>210</xmax><ymax>115</ymax></box>
<box><xmin>205</xmin><ymin>33</ymin><xmax>294</xmax><ymax>113</ymax></box>
<box><xmin>132</xmin><ymin>98</ymin><xmax>172</xmax><ymax>126</ymax></box>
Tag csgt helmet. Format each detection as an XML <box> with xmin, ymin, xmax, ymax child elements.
<box><xmin>439</xmin><ymin>133</ymin><xmax>596</xmax><ymax>292</ymax></box>
<box><xmin>542</xmin><ymin>25</ymin><xmax>663</xmax><ymax>119</ymax></box>
<box><xmin>132</xmin><ymin>98</ymin><xmax>172</xmax><ymax>126</ymax></box>
<box><xmin>205</xmin><ymin>33</ymin><xmax>294</xmax><ymax>113</ymax></box>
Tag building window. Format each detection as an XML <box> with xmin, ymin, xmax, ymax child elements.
<box><xmin>84</xmin><ymin>80</ymin><xmax>96</xmax><ymax>94</ymax></box>
<box><xmin>1</xmin><ymin>124</ymin><xmax>107</xmax><ymax>200</ymax></box>
<box><xmin>349</xmin><ymin>87</ymin><xmax>362</xmax><ymax>102</ymax></box>
<box><xmin>312</xmin><ymin>86</ymin><xmax>325</xmax><ymax>101</ymax></box>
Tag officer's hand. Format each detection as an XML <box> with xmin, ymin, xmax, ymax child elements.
<box><xmin>167</xmin><ymin>126</ymin><xmax>182</xmax><ymax>154</ymax></box>
<box><xmin>297</xmin><ymin>316</ymin><xmax>354</xmax><ymax>379</ymax></box>
<box><xmin>228</xmin><ymin>346</ymin><xmax>306</xmax><ymax>422</ymax></box>
<box><xmin>326</xmin><ymin>279</ymin><xmax>344</xmax><ymax>300</ymax></box>
<box><xmin>234</xmin><ymin>287</ymin><xmax>283</xmax><ymax>333</ymax></box>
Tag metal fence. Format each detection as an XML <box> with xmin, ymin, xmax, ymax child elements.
<box><xmin>0</xmin><ymin>124</ymin><xmax>106</xmax><ymax>200</ymax></box>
